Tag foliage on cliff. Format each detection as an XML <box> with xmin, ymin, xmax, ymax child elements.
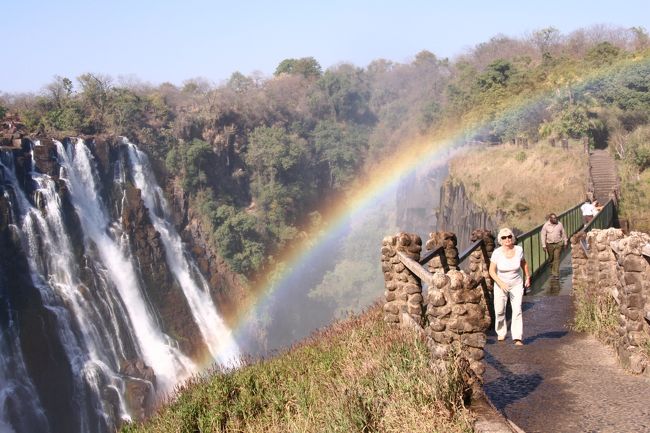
<box><xmin>121</xmin><ymin>304</ymin><xmax>474</xmax><ymax>433</ymax></box>
<box><xmin>3</xmin><ymin>25</ymin><xmax>650</xmax><ymax>276</ymax></box>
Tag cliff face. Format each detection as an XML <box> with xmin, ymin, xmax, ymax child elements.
<box><xmin>436</xmin><ymin>179</ymin><xmax>505</xmax><ymax>251</ymax></box>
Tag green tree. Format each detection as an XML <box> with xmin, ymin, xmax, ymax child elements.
<box><xmin>274</xmin><ymin>57</ymin><xmax>322</xmax><ymax>78</ymax></box>
<box><xmin>585</xmin><ymin>42</ymin><xmax>621</xmax><ymax>67</ymax></box>
<box><xmin>312</xmin><ymin>120</ymin><xmax>368</xmax><ymax>190</ymax></box>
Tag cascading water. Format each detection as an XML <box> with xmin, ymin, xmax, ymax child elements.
<box><xmin>124</xmin><ymin>139</ymin><xmax>240</xmax><ymax>366</ymax></box>
<box><xmin>0</xmin><ymin>138</ymin><xmax>240</xmax><ymax>433</ymax></box>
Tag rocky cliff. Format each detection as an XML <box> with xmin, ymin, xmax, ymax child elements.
<box><xmin>436</xmin><ymin>179</ymin><xmax>504</xmax><ymax>251</ymax></box>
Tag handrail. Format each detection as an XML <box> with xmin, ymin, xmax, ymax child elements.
<box><xmin>458</xmin><ymin>239</ymin><xmax>484</xmax><ymax>263</ymax></box>
<box><xmin>419</xmin><ymin>244</ymin><xmax>446</xmax><ymax>266</ymax></box>
<box><xmin>583</xmin><ymin>199</ymin><xmax>615</xmax><ymax>232</ymax></box>
<box><xmin>415</xmin><ymin>199</ymin><xmax>616</xmax><ymax>283</ymax></box>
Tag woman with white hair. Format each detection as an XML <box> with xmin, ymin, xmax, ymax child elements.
<box><xmin>489</xmin><ymin>228</ymin><xmax>531</xmax><ymax>345</ymax></box>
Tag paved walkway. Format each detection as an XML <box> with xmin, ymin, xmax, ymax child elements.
<box><xmin>483</xmin><ymin>250</ymin><xmax>650</xmax><ymax>433</ymax></box>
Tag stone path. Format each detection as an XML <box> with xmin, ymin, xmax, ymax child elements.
<box><xmin>483</xmin><ymin>250</ymin><xmax>650</xmax><ymax>433</ymax></box>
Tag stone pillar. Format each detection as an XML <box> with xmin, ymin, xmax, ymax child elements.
<box><xmin>426</xmin><ymin>231</ymin><xmax>459</xmax><ymax>273</ymax></box>
<box><xmin>570</xmin><ymin>231</ymin><xmax>590</xmax><ymax>290</ymax></box>
<box><xmin>561</xmin><ymin>138</ymin><xmax>569</xmax><ymax>150</ymax></box>
<box><xmin>425</xmin><ymin>270</ymin><xmax>491</xmax><ymax>378</ymax></box>
<box><xmin>611</xmin><ymin>232</ymin><xmax>650</xmax><ymax>373</ymax></box>
<box><xmin>468</xmin><ymin>229</ymin><xmax>495</xmax><ymax>292</ymax></box>
<box><xmin>381</xmin><ymin>232</ymin><xmax>424</xmax><ymax>326</ymax></box>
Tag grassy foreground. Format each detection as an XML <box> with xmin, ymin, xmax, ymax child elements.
<box><xmin>449</xmin><ymin>141</ymin><xmax>589</xmax><ymax>232</ymax></box>
<box><xmin>122</xmin><ymin>304</ymin><xmax>474</xmax><ymax>433</ymax></box>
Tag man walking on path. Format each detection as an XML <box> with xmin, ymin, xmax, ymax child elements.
<box><xmin>541</xmin><ymin>213</ymin><xmax>568</xmax><ymax>279</ymax></box>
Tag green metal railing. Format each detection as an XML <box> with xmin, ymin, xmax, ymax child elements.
<box><xmin>584</xmin><ymin>199</ymin><xmax>616</xmax><ymax>232</ymax></box>
<box><xmin>517</xmin><ymin>199</ymin><xmax>616</xmax><ymax>279</ymax></box>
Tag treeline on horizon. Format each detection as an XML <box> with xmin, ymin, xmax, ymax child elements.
<box><xmin>2</xmin><ymin>25</ymin><xmax>650</xmax><ymax>279</ymax></box>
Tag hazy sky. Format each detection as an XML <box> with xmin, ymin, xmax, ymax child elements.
<box><xmin>3</xmin><ymin>0</ymin><xmax>649</xmax><ymax>93</ymax></box>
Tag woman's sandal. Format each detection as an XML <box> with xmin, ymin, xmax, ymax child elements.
<box><xmin>497</xmin><ymin>336</ymin><xmax>506</xmax><ymax>342</ymax></box>
<box><xmin>514</xmin><ymin>339</ymin><xmax>524</xmax><ymax>346</ymax></box>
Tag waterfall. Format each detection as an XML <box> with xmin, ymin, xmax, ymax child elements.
<box><xmin>0</xmin><ymin>138</ymin><xmax>239</xmax><ymax>433</ymax></box>
<box><xmin>124</xmin><ymin>139</ymin><xmax>240</xmax><ymax>366</ymax></box>
<box><xmin>55</xmin><ymin>139</ymin><xmax>197</xmax><ymax>389</ymax></box>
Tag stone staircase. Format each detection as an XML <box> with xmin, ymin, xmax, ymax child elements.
<box><xmin>589</xmin><ymin>149</ymin><xmax>619</xmax><ymax>204</ymax></box>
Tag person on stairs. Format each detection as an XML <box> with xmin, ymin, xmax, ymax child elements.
<box><xmin>489</xmin><ymin>228</ymin><xmax>531</xmax><ymax>346</ymax></box>
<box><xmin>541</xmin><ymin>213</ymin><xmax>568</xmax><ymax>280</ymax></box>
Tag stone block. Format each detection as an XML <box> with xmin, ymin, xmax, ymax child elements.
<box><xmin>464</xmin><ymin>347</ymin><xmax>485</xmax><ymax>361</ymax></box>
<box><xmin>428</xmin><ymin>290</ymin><xmax>446</xmax><ymax>307</ymax></box>
<box><xmin>405</xmin><ymin>283</ymin><xmax>421</xmax><ymax>295</ymax></box>
<box><xmin>428</xmin><ymin>305</ymin><xmax>451</xmax><ymax>318</ymax></box>
<box><xmin>625</xmin><ymin>272</ymin><xmax>644</xmax><ymax>286</ymax></box>
<box><xmin>449</xmin><ymin>289</ymin><xmax>482</xmax><ymax>304</ymax></box>
<box><xmin>624</xmin><ymin>255</ymin><xmax>647</xmax><ymax>273</ymax></box>
<box><xmin>451</xmin><ymin>304</ymin><xmax>468</xmax><ymax>316</ymax></box>
<box><xmin>427</xmin><ymin>318</ymin><xmax>446</xmax><ymax>332</ymax></box>
<box><xmin>460</xmin><ymin>332</ymin><xmax>487</xmax><ymax>348</ymax></box>
<box><xmin>470</xmin><ymin>361</ymin><xmax>486</xmax><ymax>376</ymax></box>
<box><xmin>407</xmin><ymin>304</ymin><xmax>422</xmax><ymax>315</ymax></box>
<box><xmin>431</xmin><ymin>331</ymin><xmax>454</xmax><ymax>344</ymax></box>
<box><xmin>385</xmin><ymin>291</ymin><xmax>396</xmax><ymax>302</ymax></box>
<box><xmin>432</xmin><ymin>273</ymin><xmax>449</xmax><ymax>289</ymax></box>
<box><xmin>627</xmin><ymin>294</ymin><xmax>644</xmax><ymax>309</ymax></box>
<box><xmin>383</xmin><ymin>303</ymin><xmax>399</xmax><ymax>315</ymax></box>
<box><xmin>408</xmin><ymin>294</ymin><xmax>423</xmax><ymax>305</ymax></box>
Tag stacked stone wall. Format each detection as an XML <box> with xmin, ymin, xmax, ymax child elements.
<box><xmin>425</xmin><ymin>270</ymin><xmax>491</xmax><ymax>377</ymax></box>
<box><xmin>468</xmin><ymin>229</ymin><xmax>495</xmax><ymax>293</ymax></box>
<box><xmin>381</xmin><ymin>232</ymin><xmax>424</xmax><ymax>326</ymax></box>
<box><xmin>571</xmin><ymin>228</ymin><xmax>650</xmax><ymax>374</ymax></box>
<box><xmin>382</xmin><ymin>230</ymin><xmax>491</xmax><ymax>380</ymax></box>
<box><xmin>426</xmin><ymin>231</ymin><xmax>459</xmax><ymax>272</ymax></box>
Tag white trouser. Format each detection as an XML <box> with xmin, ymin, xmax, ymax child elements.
<box><xmin>493</xmin><ymin>282</ymin><xmax>524</xmax><ymax>340</ymax></box>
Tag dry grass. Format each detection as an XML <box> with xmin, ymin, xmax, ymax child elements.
<box><xmin>618</xmin><ymin>161</ymin><xmax>650</xmax><ymax>233</ymax></box>
<box><xmin>122</xmin><ymin>304</ymin><xmax>475</xmax><ymax>433</ymax></box>
<box><xmin>572</xmin><ymin>285</ymin><xmax>618</xmax><ymax>341</ymax></box>
<box><xmin>449</xmin><ymin>141</ymin><xmax>589</xmax><ymax>231</ymax></box>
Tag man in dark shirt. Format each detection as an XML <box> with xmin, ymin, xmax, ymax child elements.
<box><xmin>541</xmin><ymin>213</ymin><xmax>568</xmax><ymax>279</ymax></box>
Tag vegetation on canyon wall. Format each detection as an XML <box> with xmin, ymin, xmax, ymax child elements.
<box><xmin>2</xmin><ymin>25</ymin><xmax>650</xmax><ymax>280</ymax></box>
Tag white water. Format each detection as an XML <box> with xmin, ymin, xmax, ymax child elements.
<box><xmin>1</xmin><ymin>153</ymin><xmax>100</xmax><ymax>432</ymax></box>
<box><xmin>55</xmin><ymin>139</ymin><xmax>197</xmax><ymax>390</ymax></box>
<box><xmin>1</xmin><ymin>138</ymin><xmax>241</xmax><ymax>432</ymax></box>
<box><xmin>124</xmin><ymin>140</ymin><xmax>240</xmax><ymax>366</ymax></box>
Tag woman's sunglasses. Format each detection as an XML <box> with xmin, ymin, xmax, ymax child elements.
<box><xmin>500</xmin><ymin>235</ymin><xmax>513</xmax><ymax>240</ymax></box>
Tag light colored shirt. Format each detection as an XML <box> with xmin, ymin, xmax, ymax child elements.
<box><xmin>580</xmin><ymin>202</ymin><xmax>595</xmax><ymax>216</ymax></box>
<box><xmin>491</xmin><ymin>245</ymin><xmax>524</xmax><ymax>287</ymax></box>
<box><xmin>541</xmin><ymin>220</ymin><xmax>567</xmax><ymax>245</ymax></box>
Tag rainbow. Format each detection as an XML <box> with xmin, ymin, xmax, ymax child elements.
<box><xmin>224</xmin><ymin>55</ymin><xmax>650</xmax><ymax>356</ymax></box>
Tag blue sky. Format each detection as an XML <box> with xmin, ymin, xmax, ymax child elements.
<box><xmin>3</xmin><ymin>0</ymin><xmax>649</xmax><ymax>93</ymax></box>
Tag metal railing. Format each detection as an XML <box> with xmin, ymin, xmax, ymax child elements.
<box><xmin>517</xmin><ymin>199</ymin><xmax>615</xmax><ymax>279</ymax></box>
<box><xmin>415</xmin><ymin>199</ymin><xmax>616</xmax><ymax>281</ymax></box>
<box><xmin>583</xmin><ymin>199</ymin><xmax>616</xmax><ymax>231</ymax></box>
